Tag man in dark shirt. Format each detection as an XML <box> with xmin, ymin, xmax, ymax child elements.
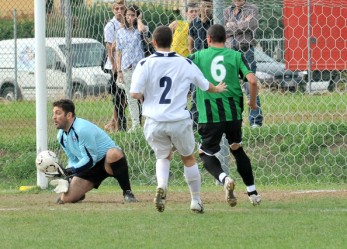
<box><xmin>189</xmin><ymin>0</ymin><xmax>213</xmax><ymax>52</ymax></box>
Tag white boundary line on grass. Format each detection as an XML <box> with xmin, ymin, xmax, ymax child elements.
<box><xmin>0</xmin><ymin>208</ymin><xmax>21</xmax><ymax>211</ymax></box>
<box><xmin>291</xmin><ymin>189</ymin><xmax>346</xmax><ymax>194</ymax></box>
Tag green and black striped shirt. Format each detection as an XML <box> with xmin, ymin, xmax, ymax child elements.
<box><xmin>188</xmin><ymin>47</ymin><xmax>252</xmax><ymax>123</ymax></box>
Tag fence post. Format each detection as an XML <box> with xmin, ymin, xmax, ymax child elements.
<box><xmin>65</xmin><ymin>0</ymin><xmax>72</xmax><ymax>99</ymax></box>
<box><xmin>307</xmin><ymin>0</ymin><xmax>312</xmax><ymax>92</ymax></box>
<box><xmin>13</xmin><ymin>9</ymin><xmax>18</xmax><ymax>100</ymax></box>
<box><xmin>213</xmin><ymin>0</ymin><xmax>224</xmax><ymax>24</ymax></box>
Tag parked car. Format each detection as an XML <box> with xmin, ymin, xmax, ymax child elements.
<box><xmin>255</xmin><ymin>48</ymin><xmax>344</xmax><ymax>92</ymax></box>
<box><xmin>254</xmin><ymin>48</ymin><xmax>304</xmax><ymax>91</ymax></box>
<box><xmin>0</xmin><ymin>38</ymin><xmax>110</xmax><ymax>101</ymax></box>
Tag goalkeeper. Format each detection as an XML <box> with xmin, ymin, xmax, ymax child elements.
<box><xmin>50</xmin><ymin>99</ymin><xmax>137</xmax><ymax>204</ymax></box>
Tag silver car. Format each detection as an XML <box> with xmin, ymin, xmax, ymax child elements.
<box><xmin>254</xmin><ymin>48</ymin><xmax>304</xmax><ymax>91</ymax></box>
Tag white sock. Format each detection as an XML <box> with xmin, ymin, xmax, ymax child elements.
<box><xmin>246</xmin><ymin>185</ymin><xmax>256</xmax><ymax>193</ymax></box>
<box><xmin>184</xmin><ymin>163</ymin><xmax>201</xmax><ymax>202</ymax></box>
<box><xmin>218</xmin><ymin>172</ymin><xmax>227</xmax><ymax>183</ymax></box>
<box><xmin>156</xmin><ymin>159</ymin><xmax>170</xmax><ymax>189</ymax></box>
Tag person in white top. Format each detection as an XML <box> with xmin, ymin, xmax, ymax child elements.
<box><xmin>116</xmin><ymin>5</ymin><xmax>148</xmax><ymax>132</ymax></box>
<box><xmin>130</xmin><ymin>25</ymin><xmax>227</xmax><ymax>213</ymax></box>
<box><xmin>103</xmin><ymin>0</ymin><xmax>127</xmax><ymax>132</ymax></box>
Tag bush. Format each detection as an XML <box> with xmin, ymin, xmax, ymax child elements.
<box><xmin>0</xmin><ymin>18</ymin><xmax>34</xmax><ymax>40</ymax></box>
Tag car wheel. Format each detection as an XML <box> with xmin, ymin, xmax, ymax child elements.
<box><xmin>328</xmin><ymin>71</ymin><xmax>341</xmax><ymax>92</ymax></box>
<box><xmin>72</xmin><ymin>84</ymin><xmax>86</xmax><ymax>99</ymax></box>
<box><xmin>2</xmin><ymin>86</ymin><xmax>15</xmax><ymax>101</ymax></box>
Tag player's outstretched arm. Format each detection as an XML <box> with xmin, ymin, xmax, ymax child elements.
<box><xmin>207</xmin><ymin>81</ymin><xmax>227</xmax><ymax>93</ymax></box>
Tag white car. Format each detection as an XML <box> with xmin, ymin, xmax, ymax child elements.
<box><xmin>0</xmin><ymin>38</ymin><xmax>110</xmax><ymax>101</ymax></box>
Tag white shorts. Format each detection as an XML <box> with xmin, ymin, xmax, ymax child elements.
<box><xmin>144</xmin><ymin>118</ymin><xmax>195</xmax><ymax>159</ymax></box>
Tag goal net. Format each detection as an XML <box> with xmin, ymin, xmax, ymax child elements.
<box><xmin>0</xmin><ymin>0</ymin><xmax>346</xmax><ymax>186</ymax></box>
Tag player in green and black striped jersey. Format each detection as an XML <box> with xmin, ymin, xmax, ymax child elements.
<box><xmin>188</xmin><ymin>24</ymin><xmax>261</xmax><ymax>206</ymax></box>
<box><xmin>188</xmin><ymin>32</ymin><xmax>251</xmax><ymax>123</ymax></box>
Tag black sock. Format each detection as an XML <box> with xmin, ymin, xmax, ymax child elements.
<box><xmin>110</xmin><ymin>157</ymin><xmax>131</xmax><ymax>195</ymax></box>
<box><xmin>248</xmin><ymin>190</ymin><xmax>258</xmax><ymax>196</ymax></box>
<box><xmin>230</xmin><ymin>147</ymin><xmax>255</xmax><ymax>186</ymax></box>
<box><xmin>199</xmin><ymin>153</ymin><xmax>224</xmax><ymax>181</ymax></box>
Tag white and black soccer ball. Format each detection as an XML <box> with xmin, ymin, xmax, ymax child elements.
<box><xmin>35</xmin><ymin>150</ymin><xmax>59</xmax><ymax>173</ymax></box>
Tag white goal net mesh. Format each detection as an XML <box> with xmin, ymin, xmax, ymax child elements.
<box><xmin>0</xmin><ymin>0</ymin><xmax>346</xmax><ymax>186</ymax></box>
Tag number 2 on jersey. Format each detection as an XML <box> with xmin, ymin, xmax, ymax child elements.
<box><xmin>159</xmin><ymin>76</ymin><xmax>172</xmax><ymax>104</ymax></box>
<box><xmin>211</xmin><ymin>55</ymin><xmax>226</xmax><ymax>82</ymax></box>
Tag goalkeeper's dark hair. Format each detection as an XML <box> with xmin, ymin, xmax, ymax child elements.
<box><xmin>53</xmin><ymin>99</ymin><xmax>76</xmax><ymax>117</ymax></box>
<box><xmin>153</xmin><ymin>25</ymin><xmax>172</xmax><ymax>48</ymax></box>
<box><xmin>207</xmin><ymin>24</ymin><xmax>226</xmax><ymax>43</ymax></box>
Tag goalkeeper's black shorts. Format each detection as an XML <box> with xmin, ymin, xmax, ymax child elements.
<box><xmin>76</xmin><ymin>156</ymin><xmax>109</xmax><ymax>189</ymax></box>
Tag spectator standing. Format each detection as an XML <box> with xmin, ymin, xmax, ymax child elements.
<box><xmin>188</xmin><ymin>24</ymin><xmax>261</xmax><ymax>206</ymax></box>
<box><xmin>130</xmin><ymin>26</ymin><xmax>227</xmax><ymax>213</ymax></box>
<box><xmin>189</xmin><ymin>0</ymin><xmax>213</xmax><ymax>53</ymax></box>
<box><xmin>169</xmin><ymin>2</ymin><xmax>199</xmax><ymax>57</ymax></box>
<box><xmin>116</xmin><ymin>5</ymin><xmax>148</xmax><ymax>132</ymax></box>
<box><xmin>104</xmin><ymin>0</ymin><xmax>128</xmax><ymax>132</ymax></box>
<box><xmin>224</xmin><ymin>0</ymin><xmax>263</xmax><ymax>127</ymax></box>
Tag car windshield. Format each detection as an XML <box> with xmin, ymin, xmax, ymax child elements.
<box><xmin>58</xmin><ymin>42</ymin><xmax>104</xmax><ymax>68</ymax></box>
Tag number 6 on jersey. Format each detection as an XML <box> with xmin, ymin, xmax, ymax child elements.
<box><xmin>211</xmin><ymin>55</ymin><xmax>226</xmax><ymax>82</ymax></box>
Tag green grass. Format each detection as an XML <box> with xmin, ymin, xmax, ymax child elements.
<box><xmin>0</xmin><ymin>185</ymin><xmax>346</xmax><ymax>249</ymax></box>
<box><xmin>262</xmin><ymin>91</ymin><xmax>347</xmax><ymax>115</ymax></box>
<box><xmin>1</xmin><ymin>92</ymin><xmax>347</xmax><ymax>186</ymax></box>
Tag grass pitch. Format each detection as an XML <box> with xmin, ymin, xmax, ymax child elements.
<box><xmin>0</xmin><ymin>185</ymin><xmax>346</xmax><ymax>249</ymax></box>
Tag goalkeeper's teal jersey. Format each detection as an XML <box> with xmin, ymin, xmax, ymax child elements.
<box><xmin>188</xmin><ymin>46</ymin><xmax>252</xmax><ymax>123</ymax></box>
<box><xmin>57</xmin><ymin>117</ymin><xmax>120</xmax><ymax>174</ymax></box>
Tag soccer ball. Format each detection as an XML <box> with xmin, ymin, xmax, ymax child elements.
<box><xmin>35</xmin><ymin>150</ymin><xmax>59</xmax><ymax>173</ymax></box>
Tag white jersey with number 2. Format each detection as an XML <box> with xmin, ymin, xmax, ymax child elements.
<box><xmin>130</xmin><ymin>51</ymin><xmax>210</xmax><ymax>122</ymax></box>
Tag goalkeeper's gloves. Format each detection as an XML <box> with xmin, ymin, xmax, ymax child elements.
<box><xmin>56</xmin><ymin>164</ymin><xmax>74</xmax><ymax>178</ymax></box>
<box><xmin>50</xmin><ymin>179</ymin><xmax>69</xmax><ymax>193</ymax></box>
<box><xmin>45</xmin><ymin>164</ymin><xmax>74</xmax><ymax>179</ymax></box>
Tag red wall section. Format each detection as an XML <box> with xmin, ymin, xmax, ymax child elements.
<box><xmin>283</xmin><ymin>0</ymin><xmax>347</xmax><ymax>71</ymax></box>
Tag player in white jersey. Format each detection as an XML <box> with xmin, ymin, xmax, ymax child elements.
<box><xmin>130</xmin><ymin>25</ymin><xmax>227</xmax><ymax>213</ymax></box>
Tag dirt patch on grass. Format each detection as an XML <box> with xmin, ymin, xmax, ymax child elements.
<box><xmin>1</xmin><ymin>189</ymin><xmax>346</xmax><ymax>210</ymax></box>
